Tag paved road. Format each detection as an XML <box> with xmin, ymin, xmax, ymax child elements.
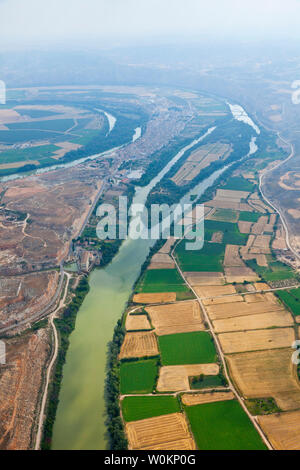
<box><xmin>35</xmin><ymin>271</ymin><xmax>71</xmax><ymax>450</ymax></box>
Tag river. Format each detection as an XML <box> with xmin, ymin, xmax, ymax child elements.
<box><xmin>51</xmin><ymin>104</ymin><xmax>259</xmax><ymax>449</ymax></box>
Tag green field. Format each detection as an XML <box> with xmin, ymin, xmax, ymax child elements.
<box><xmin>205</xmin><ymin>220</ymin><xmax>248</xmax><ymax>245</ymax></box>
<box><xmin>190</xmin><ymin>374</ymin><xmax>224</xmax><ymax>389</ymax></box>
<box><xmin>185</xmin><ymin>400</ymin><xmax>267</xmax><ymax>450</ymax></box>
<box><xmin>210</xmin><ymin>208</ymin><xmax>238</xmax><ymax>222</ymax></box>
<box><xmin>0</xmin><ymin>144</ymin><xmax>59</xmax><ymax>165</ymax></box>
<box><xmin>247</xmin><ymin>258</ymin><xmax>296</xmax><ymax>282</ymax></box>
<box><xmin>17</xmin><ymin>109</ymin><xmax>58</xmax><ymax>118</ymax></box>
<box><xmin>222</xmin><ymin>176</ymin><xmax>255</xmax><ymax>192</ymax></box>
<box><xmin>7</xmin><ymin>118</ymin><xmax>76</xmax><ymax>132</ymax></box>
<box><xmin>136</xmin><ymin>269</ymin><xmax>188</xmax><ymax>293</ymax></box>
<box><xmin>121</xmin><ymin>396</ymin><xmax>180</xmax><ymax>422</ymax></box>
<box><xmin>0</xmin><ymin>129</ymin><xmax>62</xmax><ymax>144</ymax></box>
<box><xmin>120</xmin><ymin>359</ymin><xmax>158</xmax><ymax>394</ymax></box>
<box><xmin>276</xmin><ymin>288</ymin><xmax>300</xmax><ymax>316</ymax></box>
<box><xmin>238</xmin><ymin>211</ymin><xmax>261</xmax><ymax>222</ymax></box>
<box><xmin>158</xmin><ymin>331</ymin><xmax>217</xmax><ymax>365</ymax></box>
<box><xmin>175</xmin><ymin>240</ymin><xmax>225</xmax><ymax>272</ymax></box>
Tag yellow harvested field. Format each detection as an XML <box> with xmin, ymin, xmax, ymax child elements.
<box><xmin>258</xmin><ymin>411</ymin><xmax>300</xmax><ymax>450</ymax></box>
<box><xmin>181</xmin><ymin>391</ymin><xmax>235</xmax><ymax>406</ymax></box>
<box><xmin>126</xmin><ymin>413</ymin><xmax>196</xmax><ymax>450</ymax></box>
<box><xmin>238</xmin><ymin>221</ymin><xmax>253</xmax><ymax>234</ymax></box>
<box><xmin>224</xmin><ymin>266</ymin><xmax>259</xmax><ymax>283</ymax></box>
<box><xmin>119</xmin><ymin>331</ymin><xmax>158</xmax><ymax>359</ymax></box>
<box><xmin>254</xmin><ymin>282</ymin><xmax>270</xmax><ymax>291</ymax></box>
<box><xmin>206</xmin><ymin>298</ymin><xmax>284</xmax><ymax>320</ymax></box>
<box><xmin>125</xmin><ymin>314</ymin><xmax>152</xmax><ymax>331</ymax></box>
<box><xmin>132</xmin><ymin>293</ymin><xmax>177</xmax><ymax>304</ymax></box>
<box><xmin>224</xmin><ymin>245</ymin><xmax>244</xmax><ymax>267</ymax></box>
<box><xmin>148</xmin><ymin>253</ymin><xmax>175</xmax><ymax>270</ymax></box>
<box><xmin>215</xmin><ymin>189</ymin><xmax>250</xmax><ymax>201</ymax></box>
<box><xmin>157</xmin><ymin>364</ymin><xmax>219</xmax><ymax>392</ymax></box>
<box><xmin>158</xmin><ymin>237</ymin><xmax>176</xmax><ymax>254</ymax></box>
<box><xmin>213</xmin><ymin>310</ymin><xmax>293</xmax><ymax>333</ymax></box>
<box><xmin>203</xmin><ymin>295</ymin><xmax>243</xmax><ymax>306</ymax></box>
<box><xmin>145</xmin><ymin>300</ymin><xmax>205</xmax><ymax>336</ymax></box>
<box><xmin>185</xmin><ymin>272</ymin><xmax>225</xmax><ymax>286</ymax></box>
<box><xmin>194</xmin><ymin>284</ymin><xmax>237</xmax><ymax>298</ymax></box>
<box><xmin>218</xmin><ymin>327</ymin><xmax>295</xmax><ymax>354</ymax></box>
<box><xmin>227</xmin><ymin>349</ymin><xmax>300</xmax><ymax>411</ymax></box>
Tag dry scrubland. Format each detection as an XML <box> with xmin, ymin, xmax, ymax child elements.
<box><xmin>126</xmin><ymin>413</ymin><xmax>196</xmax><ymax>450</ymax></box>
<box><xmin>0</xmin><ymin>328</ymin><xmax>50</xmax><ymax>449</ymax></box>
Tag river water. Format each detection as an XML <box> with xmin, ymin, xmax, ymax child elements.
<box><xmin>51</xmin><ymin>104</ymin><xmax>259</xmax><ymax>449</ymax></box>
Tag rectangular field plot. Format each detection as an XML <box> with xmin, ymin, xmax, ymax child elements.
<box><xmin>6</xmin><ymin>118</ymin><xmax>76</xmax><ymax>132</ymax></box>
<box><xmin>258</xmin><ymin>411</ymin><xmax>300</xmax><ymax>450</ymax></box>
<box><xmin>119</xmin><ymin>331</ymin><xmax>159</xmax><ymax>359</ymax></box>
<box><xmin>175</xmin><ymin>241</ymin><xmax>225</xmax><ymax>272</ymax></box>
<box><xmin>126</xmin><ymin>413</ymin><xmax>196</xmax><ymax>450</ymax></box>
<box><xmin>145</xmin><ymin>300</ymin><xmax>205</xmax><ymax>335</ymax></box>
<box><xmin>157</xmin><ymin>364</ymin><xmax>219</xmax><ymax>392</ymax></box>
<box><xmin>205</xmin><ymin>220</ymin><xmax>248</xmax><ymax>246</ymax></box>
<box><xmin>121</xmin><ymin>396</ymin><xmax>180</xmax><ymax>422</ymax></box>
<box><xmin>132</xmin><ymin>292</ymin><xmax>177</xmax><ymax>304</ymax></box>
<box><xmin>158</xmin><ymin>331</ymin><xmax>217</xmax><ymax>365</ymax></box>
<box><xmin>125</xmin><ymin>314</ymin><xmax>152</xmax><ymax>331</ymax></box>
<box><xmin>182</xmin><ymin>391</ymin><xmax>235</xmax><ymax>406</ymax></box>
<box><xmin>276</xmin><ymin>288</ymin><xmax>300</xmax><ymax>316</ymax></box>
<box><xmin>213</xmin><ymin>310</ymin><xmax>293</xmax><ymax>333</ymax></box>
<box><xmin>206</xmin><ymin>297</ymin><xmax>284</xmax><ymax>321</ymax></box>
<box><xmin>227</xmin><ymin>349</ymin><xmax>300</xmax><ymax>411</ymax></box>
<box><xmin>120</xmin><ymin>359</ymin><xmax>158</xmax><ymax>394</ymax></box>
<box><xmin>185</xmin><ymin>400</ymin><xmax>267</xmax><ymax>450</ymax></box>
<box><xmin>136</xmin><ymin>269</ymin><xmax>188</xmax><ymax>293</ymax></box>
<box><xmin>218</xmin><ymin>327</ymin><xmax>295</xmax><ymax>354</ymax></box>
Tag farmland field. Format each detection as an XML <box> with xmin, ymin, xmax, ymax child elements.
<box><xmin>175</xmin><ymin>240</ymin><xmax>225</xmax><ymax>272</ymax></box>
<box><xmin>136</xmin><ymin>269</ymin><xmax>188</xmax><ymax>293</ymax></box>
<box><xmin>276</xmin><ymin>288</ymin><xmax>300</xmax><ymax>316</ymax></box>
<box><xmin>158</xmin><ymin>331</ymin><xmax>217</xmax><ymax>365</ymax></box>
<box><xmin>239</xmin><ymin>211</ymin><xmax>261</xmax><ymax>222</ymax></box>
<box><xmin>120</xmin><ymin>359</ymin><xmax>158</xmax><ymax>394</ymax></box>
<box><xmin>222</xmin><ymin>176</ymin><xmax>255</xmax><ymax>192</ymax></box>
<box><xmin>185</xmin><ymin>400</ymin><xmax>267</xmax><ymax>450</ymax></box>
<box><xmin>6</xmin><ymin>118</ymin><xmax>76</xmax><ymax>132</ymax></box>
<box><xmin>121</xmin><ymin>396</ymin><xmax>180</xmax><ymax>422</ymax></box>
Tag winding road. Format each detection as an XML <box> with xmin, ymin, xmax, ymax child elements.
<box><xmin>35</xmin><ymin>271</ymin><xmax>71</xmax><ymax>450</ymax></box>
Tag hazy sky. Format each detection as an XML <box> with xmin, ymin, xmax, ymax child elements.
<box><xmin>1</xmin><ymin>0</ymin><xmax>300</xmax><ymax>49</ymax></box>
